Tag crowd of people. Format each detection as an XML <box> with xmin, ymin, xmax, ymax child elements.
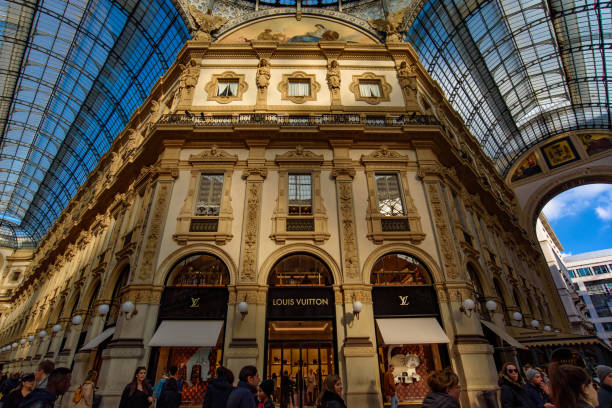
<box><xmin>1</xmin><ymin>360</ymin><xmax>611</xmax><ymax>407</ymax></box>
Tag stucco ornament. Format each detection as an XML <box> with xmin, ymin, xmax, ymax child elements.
<box><xmin>189</xmin><ymin>6</ymin><xmax>227</xmax><ymax>42</ymax></box>
<box><xmin>369</xmin><ymin>8</ymin><xmax>409</xmax><ymax>43</ymax></box>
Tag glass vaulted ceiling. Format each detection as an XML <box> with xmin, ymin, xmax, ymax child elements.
<box><xmin>408</xmin><ymin>0</ymin><xmax>611</xmax><ymax>174</ymax></box>
<box><xmin>0</xmin><ymin>0</ymin><xmax>189</xmax><ymax>247</ymax></box>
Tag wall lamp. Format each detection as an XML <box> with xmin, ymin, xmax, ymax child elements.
<box><xmin>512</xmin><ymin>311</ymin><xmax>523</xmax><ymax>322</ymax></box>
<box><xmin>39</xmin><ymin>330</ymin><xmax>47</xmax><ymax>338</ymax></box>
<box><xmin>459</xmin><ymin>298</ymin><xmax>476</xmax><ymax>317</ymax></box>
<box><xmin>238</xmin><ymin>301</ymin><xmax>248</xmax><ymax>320</ymax></box>
<box><xmin>97</xmin><ymin>304</ymin><xmax>110</xmax><ymax>316</ymax></box>
<box><xmin>530</xmin><ymin>319</ymin><xmax>540</xmax><ymax>328</ymax></box>
<box><xmin>543</xmin><ymin>325</ymin><xmax>552</xmax><ymax>332</ymax></box>
<box><xmin>72</xmin><ymin>315</ymin><xmax>83</xmax><ymax>325</ymax></box>
<box><xmin>27</xmin><ymin>335</ymin><xmax>34</xmax><ymax>342</ymax></box>
<box><xmin>52</xmin><ymin>324</ymin><xmax>62</xmax><ymax>333</ymax></box>
<box><xmin>485</xmin><ymin>300</ymin><xmax>498</xmax><ymax>312</ymax></box>
<box><xmin>352</xmin><ymin>300</ymin><xmax>363</xmax><ymax>320</ymax></box>
<box><xmin>19</xmin><ymin>338</ymin><xmax>26</xmax><ymax>345</ymax></box>
<box><xmin>121</xmin><ymin>301</ymin><xmax>137</xmax><ymax>320</ymax></box>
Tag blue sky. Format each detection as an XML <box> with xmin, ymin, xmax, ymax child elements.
<box><xmin>542</xmin><ymin>184</ymin><xmax>612</xmax><ymax>256</ymax></box>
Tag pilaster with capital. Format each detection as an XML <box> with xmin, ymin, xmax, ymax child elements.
<box><xmin>332</xmin><ymin>168</ymin><xmax>360</xmax><ymax>281</ymax></box>
<box><xmin>239</xmin><ymin>168</ymin><xmax>267</xmax><ymax>283</ymax></box>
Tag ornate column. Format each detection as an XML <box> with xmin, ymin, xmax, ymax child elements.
<box><xmin>416</xmin><ymin>145</ymin><xmax>499</xmax><ymax>408</ymax></box>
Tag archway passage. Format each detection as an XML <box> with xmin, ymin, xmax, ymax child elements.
<box><xmin>150</xmin><ymin>253</ymin><xmax>231</xmax><ymax>407</ymax></box>
<box><xmin>265</xmin><ymin>253</ymin><xmax>337</xmax><ymax>408</ymax></box>
<box><xmin>370</xmin><ymin>252</ymin><xmax>449</xmax><ymax>405</ymax></box>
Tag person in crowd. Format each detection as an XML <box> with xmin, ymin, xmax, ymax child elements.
<box><xmin>0</xmin><ymin>373</ymin><xmax>35</xmax><ymax>408</ymax></box>
<box><xmin>153</xmin><ymin>372</ymin><xmax>169</xmax><ymax>408</ymax></box>
<box><xmin>19</xmin><ymin>367</ymin><xmax>71</xmax><ymax>408</ymax></box>
<box><xmin>383</xmin><ymin>364</ymin><xmax>398</xmax><ymax>408</ymax></box>
<box><xmin>280</xmin><ymin>370</ymin><xmax>293</xmax><ymax>408</ymax></box>
<box><xmin>33</xmin><ymin>361</ymin><xmax>54</xmax><ymax>389</ymax></box>
<box><xmin>549</xmin><ymin>363</ymin><xmax>598</xmax><ymax>408</ymax></box>
<box><xmin>420</xmin><ymin>368</ymin><xmax>461</xmax><ymax>408</ymax></box>
<box><xmin>157</xmin><ymin>377</ymin><xmax>181</xmax><ymax>408</ymax></box>
<box><xmin>499</xmin><ymin>362</ymin><xmax>535</xmax><ymax>408</ymax></box>
<box><xmin>316</xmin><ymin>374</ymin><xmax>346</xmax><ymax>408</ymax></box>
<box><xmin>597</xmin><ymin>365</ymin><xmax>612</xmax><ymax>408</ymax></box>
<box><xmin>167</xmin><ymin>366</ymin><xmax>182</xmax><ymax>395</ymax></box>
<box><xmin>257</xmin><ymin>379</ymin><xmax>275</xmax><ymax>408</ymax></box>
<box><xmin>226</xmin><ymin>365</ymin><xmax>259</xmax><ymax>408</ymax></box>
<box><xmin>535</xmin><ymin>366</ymin><xmax>550</xmax><ymax>387</ymax></box>
<box><xmin>524</xmin><ymin>368</ymin><xmax>553</xmax><ymax>408</ymax></box>
<box><xmin>118</xmin><ymin>366</ymin><xmax>153</xmax><ymax>408</ymax></box>
<box><xmin>202</xmin><ymin>366</ymin><xmax>234</xmax><ymax>408</ymax></box>
<box><xmin>73</xmin><ymin>370</ymin><xmax>97</xmax><ymax>408</ymax></box>
<box><xmin>2</xmin><ymin>373</ymin><xmax>21</xmax><ymax>395</ymax></box>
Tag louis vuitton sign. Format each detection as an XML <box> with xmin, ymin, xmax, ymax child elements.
<box><xmin>159</xmin><ymin>287</ymin><xmax>229</xmax><ymax>320</ymax></box>
<box><xmin>267</xmin><ymin>287</ymin><xmax>334</xmax><ymax>319</ymax></box>
<box><xmin>372</xmin><ymin>286</ymin><xmax>439</xmax><ymax>317</ymax></box>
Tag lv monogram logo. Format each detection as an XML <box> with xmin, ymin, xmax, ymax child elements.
<box><xmin>190</xmin><ymin>297</ymin><xmax>201</xmax><ymax>308</ymax></box>
<box><xmin>399</xmin><ymin>296</ymin><xmax>409</xmax><ymax>306</ymax></box>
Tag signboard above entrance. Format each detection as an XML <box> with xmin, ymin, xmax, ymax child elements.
<box><xmin>267</xmin><ymin>287</ymin><xmax>335</xmax><ymax>319</ymax></box>
<box><xmin>372</xmin><ymin>286</ymin><xmax>439</xmax><ymax>317</ymax></box>
<box><xmin>159</xmin><ymin>287</ymin><xmax>229</xmax><ymax>320</ymax></box>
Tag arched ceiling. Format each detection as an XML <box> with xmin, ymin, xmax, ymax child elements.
<box><xmin>0</xmin><ymin>0</ymin><xmax>609</xmax><ymax>247</ymax></box>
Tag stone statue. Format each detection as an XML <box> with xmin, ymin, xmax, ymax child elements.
<box><xmin>256</xmin><ymin>59</ymin><xmax>270</xmax><ymax>89</ymax></box>
<box><xmin>326</xmin><ymin>60</ymin><xmax>341</xmax><ymax>90</ymax></box>
<box><xmin>397</xmin><ymin>61</ymin><xmax>417</xmax><ymax>97</ymax></box>
<box><xmin>369</xmin><ymin>8</ymin><xmax>409</xmax><ymax>43</ymax></box>
<box><xmin>188</xmin><ymin>6</ymin><xmax>227</xmax><ymax>42</ymax></box>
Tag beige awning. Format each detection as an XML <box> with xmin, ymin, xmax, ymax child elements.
<box><xmin>149</xmin><ymin>320</ymin><xmax>223</xmax><ymax>347</ymax></box>
<box><xmin>481</xmin><ymin>320</ymin><xmax>523</xmax><ymax>348</ymax></box>
<box><xmin>376</xmin><ymin>318</ymin><xmax>450</xmax><ymax>345</ymax></box>
<box><xmin>80</xmin><ymin>327</ymin><xmax>115</xmax><ymax>351</ymax></box>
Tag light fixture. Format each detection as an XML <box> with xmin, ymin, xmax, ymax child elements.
<box><xmin>27</xmin><ymin>335</ymin><xmax>34</xmax><ymax>342</ymax></box>
<box><xmin>39</xmin><ymin>330</ymin><xmax>47</xmax><ymax>338</ymax></box>
<box><xmin>554</xmin><ymin>329</ymin><xmax>560</xmax><ymax>333</ymax></box>
<box><xmin>52</xmin><ymin>324</ymin><xmax>62</xmax><ymax>333</ymax></box>
<box><xmin>72</xmin><ymin>315</ymin><xmax>83</xmax><ymax>325</ymax></box>
<box><xmin>512</xmin><ymin>312</ymin><xmax>523</xmax><ymax>322</ymax></box>
<box><xmin>530</xmin><ymin>319</ymin><xmax>539</xmax><ymax>328</ymax></box>
<box><xmin>121</xmin><ymin>301</ymin><xmax>137</xmax><ymax>320</ymax></box>
<box><xmin>543</xmin><ymin>325</ymin><xmax>552</xmax><ymax>332</ymax></box>
<box><xmin>19</xmin><ymin>339</ymin><xmax>26</xmax><ymax>345</ymax></box>
<box><xmin>460</xmin><ymin>298</ymin><xmax>476</xmax><ymax>317</ymax></box>
<box><xmin>12</xmin><ymin>342</ymin><xmax>17</xmax><ymax>348</ymax></box>
<box><xmin>238</xmin><ymin>301</ymin><xmax>248</xmax><ymax>320</ymax></box>
<box><xmin>352</xmin><ymin>300</ymin><xmax>363</xmax><ymax>319</ymax></box>
<box><xmin>97</xmin><ymin>304</ymin><xmax>110</xmax><ymax>316</ymax></box>
<box><xmin>485</xmin><ymin>300</ymin><xmax>497</xmax><ymax>312</ymax></box>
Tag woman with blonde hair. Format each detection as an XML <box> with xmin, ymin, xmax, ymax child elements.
<box><xmin>73</xmin><ymin>370</ymin><xmax>97</xmax><ymax>408</ymax></box>
<box><xmin>316</xmin><ymin>374</ymin><xmax>346</xmax><ymax>408</ymax></box>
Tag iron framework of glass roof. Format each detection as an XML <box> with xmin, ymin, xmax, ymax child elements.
<box><xmin>0</xmin><ymin>0</ymin><xmax>189</xmax><ymax>247</ymax></box>
<box><xmin>408</xmin><ymin>0</ymin><xmax>611</xmax><ymax>174</ymax></box>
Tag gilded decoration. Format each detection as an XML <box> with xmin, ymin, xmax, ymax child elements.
<box><xmin>271</xmin><ymin>146</ymin><xmax>329</xmax><ymax>244</ymax></box>
<box><xmin>278</xmin><ymin>71</ymin><xmax>321</xmax><ymax>104</ymax></box>
<box><xmin>188</xmin><ymin>6</ymin><xmax>227</xmax><ymax>42</ymax></box>
<box><xmin>349</xmin><ymin>72</ymin><xmax>392</xmax><ymax>105</ymax></box>
<box><xmin>541</xmin><ymin>137</ymin><xmax>580</xmax><ymax>169</ymax></box>
<box><xmin>204</xmin><ymin>72</ymin><xmax>248</xmax><ymax>104</ymax></box>
<box><xmin>424</xmin><ymin>182</ymin><xmax>460</xmax><ymax>280</ymax></box>
<box><xmin>138</xmin><ymin>182</ymin><xmax>172</xmax><ymax>281</ymax></box>
<box><xmin>368</xmin><ymin>8</ymin><xmax>409</xmax><ymax>43</ymax></box>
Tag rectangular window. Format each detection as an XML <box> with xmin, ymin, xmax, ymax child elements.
<box><xmin>10</xmin><ymin>272</ymin><xmax>20</xmax><ymax>281</ymax></box>
<box><xmin>593</xmin><ymin>265</ymin><xmax>610</xmax><ymax>275</ymax></box>
<box><xmin>288</xmin><ymin>80</ymin><xmax>310</xmax><ymax>97</ymax></box>
<box><xmin>196</xmin><ymin>174</ymin><xmax>224</xmax><ymax>216</ymax></box>
<box><xmin>359</xmin><ymin>81</ymin><xmax>382</xmax><ymax>97</ymax></box>
<box><xmin>375</xmin><ymin>174</ymin><xmax>405</xmax><ymax>216</ymax></box>
<box><xmin>577</xmin><ymin>267</ymin><xmax>593</xmax><ymax>277</ymax></box>
<box><xmin>568</xmin><ymin>269</ymin><xmax>576</xmax><ymax>278</ymax></box>
<box><xmin>602</xmin><ymin>322</ymin><xmax>612</xmax><ymax>332</ymax></box>
<box><xmin>288</xmin><ymin>174</ymin><xmax>312</xmax><ymax>215</ymax></box>
<box><xmin>217</xmin><ymin>80</ymin><xmax>238</xmax><ymax>96</ymax></box>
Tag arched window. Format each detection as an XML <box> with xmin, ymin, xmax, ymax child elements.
<box><xmin>370</xmin><ymin>253</ymin><xmax>431</xmax><ymax>286</ymax></box>
<box><xmin>466</xmin><ymin>263</ymin><xmax>488</xmax><ymax>319</ymax></box>
<box><xmin>493</xmin><ymin>279</ymin><xmax>511</xmax><ymax>325</ymax></box>
<box><xmin>268</xmin><ymin>253</ymin><xmax>332</xmax><ymax>286</ymax></box>
<box><xmin>513</xmin><ymin>289</ymin><xmax>525</xmax><ymax>326</ymax></box>
<box><xmin>106</xmin><ymin>266</ymin><xmax>130</xmax><ymax>328</ymax></box>
<box><xmin>167</xmin><ymin>253</ymin><xmax>229</xmax><ymax>287</ymax></box>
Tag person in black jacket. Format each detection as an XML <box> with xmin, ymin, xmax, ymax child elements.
<box><xmin>0</xmin><ymin>373</ymin><xmax>35</xmax><ymax>408</ymax></box>
<box><xmin>499</xmin><ymin>363</ymin><xmax>536</xmax><ymax>408</ymax></box>
<box><xmin>19</xmin><ymin>368</ymin><xmax>71</xmax><ymax>408</ymax></box>
<box><xmin>316</xmin><ymin>374</ymin><xmax>346</xmax><ymax>408</ymax></box>
<box><xmin>157</xmin><ymin>377</ymin><xmax>181</xmax><ymax>408</ymax></box>
<box><xmin>524</xmin><ymin>369</ymin><xmax>553</xmax><ymax>408</ymax></box>
<box><xmin>118</xmin><ymin>366</ymin><xmax>153</xmax><ymax>408</ymax></box>
<box><xmin>597</xmin><ymin>365</ymin><xmax>612</xmax><ymax>408</ymax></box>
<box><xmin>202</xmin><ymin>366</ymin><xmax>234</xmax><ymax>408</ymax></box>
<box><xmin>420</xmin><ymin>368</ymin><xmax>461</xmax><ymax>408</ymax></box>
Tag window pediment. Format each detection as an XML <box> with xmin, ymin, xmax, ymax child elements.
<box><xmin>275</xmin><ymin>145</ymin><xmax>324</xmax><ymax>165</ymax></box>
<box><xmin>361</xmin><ymin>146</ymin><xmax>407</xmax><ymax>165</ymax></box>
<box><xmin>188</xmin><ymin>145</ymin><xmax>238</xmax><ymax>165</ymax></box>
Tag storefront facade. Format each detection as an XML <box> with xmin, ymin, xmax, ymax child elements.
<box><xmin>0</xmin><ymin>14</ymin><xmax>574</xmax><ymax>408</ymax></box>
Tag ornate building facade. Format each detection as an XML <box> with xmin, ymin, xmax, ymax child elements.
<box><xmin>0</xmin><ymin>11</ymin><xmax>603</xmax><ymax>408</ymax></box>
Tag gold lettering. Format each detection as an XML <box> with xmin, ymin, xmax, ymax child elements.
<box><xmin>190</xmin><ymin>297</ymin><xmax>200</xmax><ymax>308</ymax></box>
<box><xmin>399</xmin><ymin>295</ymin><xmax>409</xmax><ymax>306</ymax></box>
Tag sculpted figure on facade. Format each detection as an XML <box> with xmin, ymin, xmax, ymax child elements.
<box><xmin>256</xmin><ymin>59</ymin><xmax>271</xmax><ymax>90</ymax></box>
<box><xmin>327</xmin><ymin>60</ymin><xmax>341</xmax><ymax>90</ymax></box>
<box><xmin>188</xmin><ymin>6</ymin><xmax>227</xmax><ymax>42</ymax></box>
<box><xmin>398</xmin><ymin>61</ymin><xmax>417</xmax><ymax>99</ymax></box>
<box><xmin>369</xmin><ymin>8</ymin><xmax>409</xmax><ymax>43</ymax></box>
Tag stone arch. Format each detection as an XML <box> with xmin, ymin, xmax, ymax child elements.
<box><xmin>521</xmin><ymin>165</ymin><xmax>612</xmax><ymax>240</ymax></box>
<box><xmin>155</xmin><ymin>243</ymin><xmax>238</xmax><ymax>287</ymax></box>
<box><xmin>101</xmin><ymin>259</ymin><xmax>131</xmax><ymax>300</ymax></box>
<box><xmin>361</xmin><ymin>243</ymin><xmax>444</xmax><ymax>286</ymax></box>
<box><xmin>258</xmin><ymin>243</ymin><xmax>341</xmax><ymax>287</ymax></box>
<box><xmin>61</xmin><ymin>290</ymin><xmax>81</xmax><ymax>320</ymax></box>
<box><xmin>463</xmin><ymin>259</ymin><xmax>492</xmax><ymax>295</ymax></box>
<box><xmin>80</xmin><ymin>278</ymin><xmax>102</xmax><ymax>313</ymax></box>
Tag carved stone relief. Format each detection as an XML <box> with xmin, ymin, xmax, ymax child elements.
<box><xmin>425</xmin><ymin>182</ymin><xmax>460</xmax><ymax>279</ymax></box>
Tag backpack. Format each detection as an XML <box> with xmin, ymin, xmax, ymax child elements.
<box><xmin>72</xmin><ymin>385</ymin><xmax>83</xmax><ymax>404</ymax></box>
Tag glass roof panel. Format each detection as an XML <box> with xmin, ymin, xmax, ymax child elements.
<box><xmin>408</xmin><ymin>0</ymin><xmax>610</xmax><ymax>173</ymax></box>
<box><xmin>0</xmin><ymin>0</ymin><xmax>188</xmax><ymax>247</ymax></box>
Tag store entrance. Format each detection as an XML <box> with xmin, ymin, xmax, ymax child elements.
<box><xmin>267</xmin><ymin>321</ymin><xmax>335</xmax><ymax>408</ymax></box>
